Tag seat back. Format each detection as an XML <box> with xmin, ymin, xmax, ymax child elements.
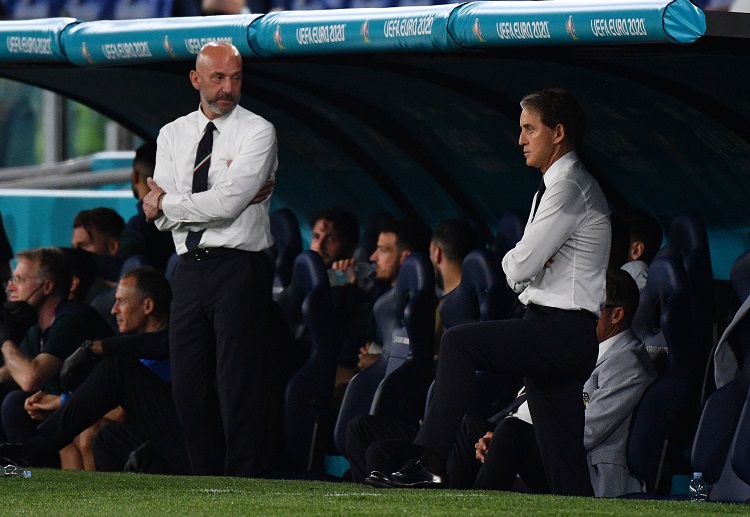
<box><xmin>730</xmin><ymin>249</ymin><xmax>750</xmax><ymax>308</ymax></box>
<box><xmin>333</xmin><ymin>253</ymin><xmax>435</xmax><ymax>455</ymax></box>
<box><xmin>60</xmin><ymin>0</ymin><xmax>115</xmax><ymax>19</ymax></box>
<box><xmin>268</xmin><ymin>208</ymin><xmax>302</xmax><ymax>294</ymax></box>
<box><xmin>351</xmin><ymin>212</ymin><xmax>396</xmax><ymax>264</ymax></box>
<box><xmin>627</xmin><ymin>256</ymin><xmax>696</xmax><ymax>493</ymax></box>
<box><xmin>489</xmin><ymin>210</ymin><xmax>526</xmax><ymax>259</ymax></box>
<box><xmin>689</xmin><ymin>250</ymin><xmax>750</xmax><ymax>501</ymax></box>
<box><xmin>3</xmin><ymin>0</ymin><xmax>62</xmax><ymax>19</ymax></box>
<box><xmin>89</xmin><ymin>285</ymin><xmax>118</xmax><ymax>333</ymax></box>
<box><xmin>282</xmin><ymin>250</ymin><xmax>341</xmax><ymax>472</ymax></box>
<box><xmin>112</xmin><ymin>0</ymin><xmax>173</xmax><ymax>18</ymax></box>
<box><xmin>655</xmin><ymin>214</ymin><xmax>715</xmax><ymax>366</ymax></box>
<box><xmin>120</xmin><ymin>253</ymin><xmax>150</xmax><ymax>276</ymax></box>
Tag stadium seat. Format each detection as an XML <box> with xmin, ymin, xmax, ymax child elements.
<box><xmin>627</xmin><ymin>256</ymin><xmax>696</xmax><ymax>494</ymax></box>
<box><xmin>2</xmin><ymin>0</ymin><xmax>62</xmax><ymax>19</ymax></box>
<box><xmin>351</xmin><ymin>212</ymin><xmax>396</xmax><ymax>265</ymax></box>
<box><xmin>59</xmin><ymin>0</ymin><xmax>116</xmax><ymax>20</ymax></box>
<box><xmin>112</xmin><ymin>0</ymin><xmax>174</xmax><ymax>19</ymax></box>
<box><xmin>90</xmin><ymin>285</ymin><xmax>118</xmax><ymax>333</ymax></box>
<box><xmin>730</xmin><ymin>249</ymin><xmax>750</xmax><ymax>304</ymax></box>
<box><xmin>280</xmin><ymin>250</ymin><xmax>341</xmax><ymax>472</ymax></box>
<box><xmin>690</xmin><ymin>249</ymin><xmax>750</xmax><ymax>501</ymax></box>
<box><xmin>267</xmin><ymin>208</ymin><xmax>302</xmax><ymax>296</ymax></box>
<box><xmin>655</xmin><ymin>214</ymin><xmax>715</xmax><ymax>373</ymax></box>
<box><xmin>333</xmin><ymin>253</ymin><xmax>436</xmax><ymax>456</ymax></box>
<box><xmin>120</xmin><ymin>253</ymin><xmax>150</xmax><ymax>276</ymax></box>
<box><xmin>489</xmin><ymin>210</ymin><xmax>526</xmax><ymax>260</ymax></box>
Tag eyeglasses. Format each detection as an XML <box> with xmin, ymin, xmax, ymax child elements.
<box><xmin>5</xmin><ymin>275</ymin><xmax>42</xmax><ymax>286</ymax></box>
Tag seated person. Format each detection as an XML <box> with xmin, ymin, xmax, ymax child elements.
<box><xmin>309</xmin><ymin>207</ymin><xmax>359</xmax><ymax>269</ymax></box>
<box><xmin>118</xmin><ymin>142</ymin><xmax>177</xmax><ymax>274</ymax></box>
<box><xmin>0</xmin><ymin>267</ymin><xmax>190</xmax><ymax>475</ymax></box>
<box><xmin>619</xmin><ymin>210</ymin><xmax>662</xmax><ymax>291</ymax></box>
<box><xmin>334</xmin><ymin>219</ymin><xmax>430</xmax><ymax>386</ymax></box>
<box><xmin>0</xmin><ymin>247</ymin><xmax>114</xmax><ymax>442</ymax></box>
<box><xmin>364</xmin><ymin>270</ymin><xmax>655</xmax><ymax>497</ymax></box>
<box><xmin>71</xmin><ymin>207</ymin><xmax>126</xmax><ymax>299</ymax></box>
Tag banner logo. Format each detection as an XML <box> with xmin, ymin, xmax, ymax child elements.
<box><xmin>473</xmin><ymin>18</ymin><xmax>485</xmax><ymax>43</ymax></box>
<box><xmin>361</xmin><ymin>20</ymin><xmax>370</xmax><ymax>43</ymax></box>
<box><xmin>566</xmin><ymin>15</ymin><xmax>579</xmax><ymax>41</ymax></box>
<box><xmin>274</xmin><ymin>25</ymin><xmax>284</xmax><ymax>50</ymax></box>
<box><xmin>163</xmin><ymin>35</ymin><xmax>177</xmax><ymax>57</ymax></box>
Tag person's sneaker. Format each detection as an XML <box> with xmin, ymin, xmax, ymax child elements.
<box><xmin>0</xmin><ymin>443</ymin><xmax>32</xmax><ymax>468</ymax></box>
<box><xmin>364</xmin><ymin>459</ymin><xmax>443</xmax><ymax>488</ymax></box>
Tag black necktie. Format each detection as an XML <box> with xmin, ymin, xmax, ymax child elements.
<box><xmin>531</xmin><ymin>176</ymin><xmax>546</xmax><ymax>221</ymax></box>
<box><xmin>185</xmin><ymin>122</ymin><xmax>215</xmax><ymax>252</ymax></box>
<box><xmin>488</xmin><ymin>388</ymin><xmax>528</xmax><ymax>424</ymax></box>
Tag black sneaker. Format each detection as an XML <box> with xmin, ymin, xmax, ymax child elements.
<box><xmin>0</xmin><ymin>443</ymin><xmax>32</xmax><ymax>468</ymax></box>
<box><xmin>364</xmin><ymin>459</ymin><xmax>443</xmax><ymax>489</ymax></box>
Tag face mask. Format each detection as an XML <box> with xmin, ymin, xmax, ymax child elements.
<box><xmin>1</xmin><ymin>278</ymin><xmax>45</xmax><ymax>343</ymax></box>
<box><xmin>2</xmin><ymin>300</ymin><xmax>38</xmax><ymax>343</ymax></box>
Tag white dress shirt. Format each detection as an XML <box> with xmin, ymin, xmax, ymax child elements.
<box><xmin>621</xmin><ymin>260</ymin><xmax>648</xmax><ymax>292</ymax></box>
<box><xmin>154</xmin><ymin>104</ymin><xmax>278</xmax><ymax>254</ymax></box>
<box><xmin>502</xmin><ymin>151</ymin><xmax>610</xmax><ymax>317</ymax></box>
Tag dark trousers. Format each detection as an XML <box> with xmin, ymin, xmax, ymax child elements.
<box><xmin>415</xmin><ymin>304</ymin><xmax>597</xmax><ymax>496</ymax></box>
<box><xmin>1</xmin><ymin>389</ymin><xmax>39</xmax><ymax>442</ymax></box>
<box><xmin>449</xmin><ymin>416</ymin><xmax>549</xmax><ymax>492</ymax></box>
<box><xmin>170</xmin><ymin>250</ymin><xmax>275</xmax><ymax>477</ymax></box>
<box><xmin>26</xmin><ymin>356</ymin><xmax>190</xmax><ymax>475</ymax></box>
<box><xmin>345</xmin><ymin>414</ymin><xmax>419</xmax><ymax>483</ymax></box>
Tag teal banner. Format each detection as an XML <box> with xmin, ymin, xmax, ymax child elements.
<box><xmin>249</xmin><ymin>5</ymin><xmax>461</xmax><ymax>57</ymax></box>
<box><xmin>448</xmin><ymin>0</ymin><xmax>705</xmax><ymax>48</ymax></box>
<box><xmin>61</xmin><ymin>14</ymin><xmax>261</xmax><ymax>66</ymax></box>
<box><xmin>0</xmin><ymin>18</ymin><xmax>76</xmax><ymax>62</ymax></box>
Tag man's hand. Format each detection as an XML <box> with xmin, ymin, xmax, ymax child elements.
<box><xmin>250</xmin><ymin>178</ymin><xmax>275</xmax><ymax>205</ymax></box>
<box><xmin>24</xmin><ymin>391</ymin><xmax>60</xmax><ymax>421</ymax></box>
<box><xmin>143</xmin><ymin>177</ymin><xmax>166</xmax><ymax>222</ymax></box>
<box><xmin>357</xmin><ymin>342</ymin><xmax>380</xmax><ymax>370</ymax></box>
<box><xmin>474</xmin><ymin>431</ymin><xmax>494</xmax><ymax>463</ymax></box>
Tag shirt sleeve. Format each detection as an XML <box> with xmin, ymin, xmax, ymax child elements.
<box><xmin>153</xmin><ymin>127</ymin><xmax>189</xmax><ymax>233</ymax></box>
<box><xmin>502</xmin><ymin>179</ymin><xmax>585</xmax><ymax>291</ymax></box>
<box><xmin>161</xmin><ymin>122</ymin><xmax>277</xmax><ymax>227</ymax></box>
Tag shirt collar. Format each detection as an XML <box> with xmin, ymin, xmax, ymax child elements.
<box><xmin>597</xmin><ymin>332</ymin><xmax>618</xmax><ymax>362</ymax></box>
<box><xmin>540</xmin><ymin>150</ymin><xmax>578</xmax><ymax>187</ymax></box>
<box><xmin>196</xmin><ymin>105</ymin><xmax>234</xmax><ymax>135</ymax></box>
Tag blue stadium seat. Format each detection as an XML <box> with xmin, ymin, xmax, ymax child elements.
<box><xmin>280</xmin><ymin>250</ymin><xmax>341</xmax><ymax>472</ymax></box>
<box><xmin>690</xmin><ymin>249</ymin><xmax>750</xmax><ymax>501</ymax></box>
<box><xmin>120</xmin><ymin>253</ymin><xmax>150</xmax><ymax>276</ymax></box>
<box><xmin>59</xmin><ymin>0</ymin><xmax>115</xmax><ymax>20</ymax></box>
<box><xmin>333</xmin><ymin>253</ymin><xmax>436</xmax><ymax>456</ymax></box>
<box><xmin>489</xmin><ymin>210</ymin><xmax>526</xmax><ymax>260</ymax></box>
<box><xmin>2</xmin><ymin>0</ymin><xmax>62</xmax><ymax>19</ymax></box>
<box><xmin>112</xmin><ymin>0</ymin><xmax>173</xmax><ymax>18</ymax></box>
<box><xmin>267</xmin><ymin>208</ymin><xmax>302</xmax><ymax>296</ymax></box>
<box><xmin>627</xmin><ymin>255</ymin><xmax>696</xmax><ymax>494</ymax></box>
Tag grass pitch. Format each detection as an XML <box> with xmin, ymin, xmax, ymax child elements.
<box><xmin>0</xmin><ymin>469</ymin><xmax>746</xmax><ymax>516</ymax></box>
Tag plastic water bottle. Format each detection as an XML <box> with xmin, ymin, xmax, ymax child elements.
<box><xmin>327</xmin><ymin>262</ymin><xmax>374</xmax><ymax>287</ymax></box>
<box><xmin>2</xmin><ymin>464</ymin><xmax>31</xmax><ymax>478</ymax></box>
<box><xmin>688</xmin><ymin>471</ymin><xmax>709</xmax><ymax>502</ymax></box>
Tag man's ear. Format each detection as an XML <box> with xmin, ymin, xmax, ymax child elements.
<box><xmin>108</xmin><ymin>238</ymin><xmax>120</xmax><ymax>256</ymax></box>
<box><xmin>629</xmin><ymin>241</ymin><xmax>645</xmax><ymax>261</ymax></box>
<box><xmin>189</xmin><ymin>70</ymin><xmax>200</xmax><ymax>91</ymax></box>
<box><xmin>552</xmin><ymin>123</ymin><xmax>566</xmax><ymax>145</ymax></box>
<box><xmin>610</xmin><ymin>306</ymin><xmax>625</xmax><ymax>326</ymax></box>
<box><xmin>399</xmin><ymin>250</ymin><xmax>412</xmax><ymax>265</ymax></box>
<box><xmin>142</xmin><ymin>297</ymin><xmax>155</xmax><ymax>316</ymax></box>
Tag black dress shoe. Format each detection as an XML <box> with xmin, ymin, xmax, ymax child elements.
<box><xmin>364</xmin><ymin>459</ymin><xmax>444</xmax><ymax>489</ymax></box>
<box><xmin>0</xmin><ymin>443</ymin><xmax>32</xmax><ymax>468</ymax></box>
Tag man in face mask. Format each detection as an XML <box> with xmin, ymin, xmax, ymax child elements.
<box><xmin>0</xmin><ymin>247</ymin><xmax>113</xmax><ymax>443</ymax></box>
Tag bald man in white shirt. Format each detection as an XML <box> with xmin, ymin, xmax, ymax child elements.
<box><xmin>369</xmin><ymin>89</ymin><xmax>610</xmax><ymax>496</ymax></box>
<box><xmin>143</xmin><ymin>42</ymin><xmax>277</xmax><ymax>477</ymax></box>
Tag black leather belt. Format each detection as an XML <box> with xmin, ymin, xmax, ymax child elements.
<box><xmin>181</xmin><ymin>247</ymin><xmax>240</xmax><ymax>261</ymax></box>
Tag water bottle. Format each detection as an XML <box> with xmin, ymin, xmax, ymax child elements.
<box><xmin>327</xmin><ymin>262</ymin><xmax>374</xmax><ymax>287</ymax></box>
<box><xmin>688</xmin><ymin>471</ymin><xmax>709</xmax><ymax>502</ymax></box>
<box><xmin>2</xmin><ymin>464</ymin><xmax>31</xmax><ymax>478</ymax></box>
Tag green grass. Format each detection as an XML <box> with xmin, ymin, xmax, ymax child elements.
<box><xmin>0</xmin><ymin>469</ymin><xmax>747</xmax><ymax>516</ymax></box>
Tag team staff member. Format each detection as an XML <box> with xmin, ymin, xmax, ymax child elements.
<box><xmin>371</xmin><ymin>89</ymin><xmax>611</xmax><ymax>496</ymax></box>
<box><xmin>143</xmin><ymin>41</ymin><xmax>278</xmax><ymax>477</ymax></box>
